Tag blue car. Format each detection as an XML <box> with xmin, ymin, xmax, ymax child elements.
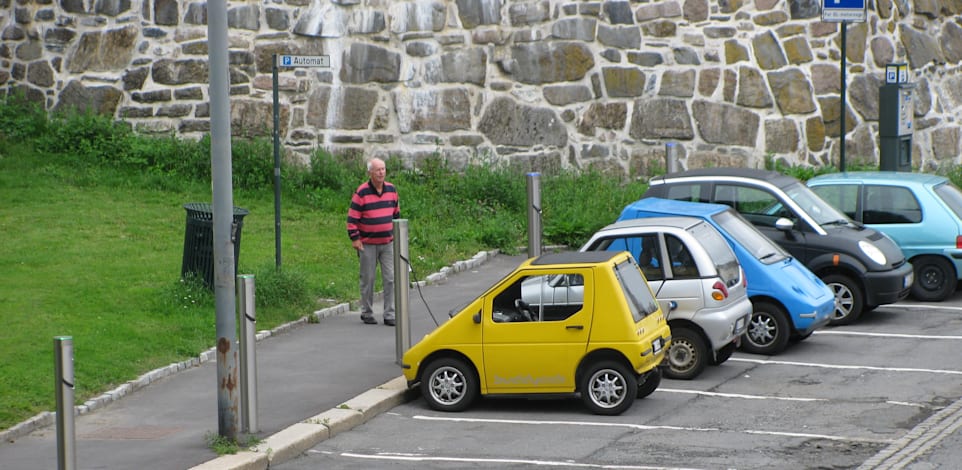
<box><xmin>618</xmin><ymin>198</ymin><xmax>835</xmax><ymax>355</ymax></box>
<box><xmin>808</xmin><ymin>171</ymin><xmax>962</xmax><ymax>301</ymax></box>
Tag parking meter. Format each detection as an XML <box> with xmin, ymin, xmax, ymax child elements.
<box><xmin>879</xmin><ymin>63</ymin><xmax>914</xmax><ymax>172</ymax></box>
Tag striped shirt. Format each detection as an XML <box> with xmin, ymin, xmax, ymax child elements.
<box><xmin>346</xmin><ymin>180</ymin><xmax>400</xmax><ymax>245</ymax></box>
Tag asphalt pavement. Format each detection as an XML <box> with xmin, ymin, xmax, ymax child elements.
<box><xmin>1</xmin><ymin>250</ymin><xmax>961</xmax><ymax>469</ymax></box>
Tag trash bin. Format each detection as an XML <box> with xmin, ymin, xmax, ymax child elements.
<box><xmin>181</xmin><ymin>202</ymin><xmax>249</xmax><ymax>289</ymax></box>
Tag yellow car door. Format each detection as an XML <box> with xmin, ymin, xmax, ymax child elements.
<box><xmin>482</xmin><ymin>268</ymin><xmax>592</xmax><ymax>394</ymax></box>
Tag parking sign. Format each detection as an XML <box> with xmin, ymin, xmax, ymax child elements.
<box><xmin>278</xmin><ymin>55</ymin><xmax>330</xmax><ymax>68</ymax></box>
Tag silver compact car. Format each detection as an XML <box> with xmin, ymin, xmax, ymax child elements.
<box><xmin>578</xmin><ymin>216</ymin><xmax>752</xmax><ymax>380</ymax></box>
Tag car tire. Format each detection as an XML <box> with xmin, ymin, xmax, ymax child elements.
<box><xmin>420</xmin><ymin>357</ymin><xmax>479</xmax><ymax>412</ymax></box>
<box><xmin>663</xmin><ymin>326</ymin><xmax>708</xmax><ymax>380</ymax></box>
<box><xmin>824</xmin><ymin>274</ymin><xmax>864</xmax><ymax>326</ymax></box>
<box><xmin>741</xmin><ymin>301</ymin><xmax>791</xmax><ymax>355</ymax></box>
<box><xmin>911</xmin><ymin>256</ymin><xmax>957</xmax><ymax>302</ymax></box>
<box><xmin>636</xmin><ymin>367</ymin><xmax>662</xmax><ymax>399</ymax></box>
<box><xmin>580</xmin><ymin>360</ymin><xmax>637</xmax><ymax>415</ymax></box>
<box><xmin>712</xmin><ymin>342</ymin><xmax>737</xmax><ymax>365</ymax></box>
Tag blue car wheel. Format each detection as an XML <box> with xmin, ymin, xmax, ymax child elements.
<box><xmin>741</xmin><ymin>301</ymin><xmax>790</xmax><ymax>355</ymax></box>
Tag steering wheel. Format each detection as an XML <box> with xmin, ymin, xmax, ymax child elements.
<box><xmin>514</xmin><ymin>299</ymin><xmax>534</xmax><ymax>321</ymax></box>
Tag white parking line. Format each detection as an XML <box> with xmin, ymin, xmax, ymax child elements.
<box><xmin>412</xmin><ymin>415</ymin><xmax>894</xmax><ymax>444</ymax></box>
<box><xmin>729</xmin><ymin>357</ymin><xmax>962</xmax><ymax>375</ymax></box>
<box><xmin>657</xmin><ymin>387</ymin><xmax>826</xmax><ymax>401</ymax></box>
<box><xmin>310</xmin><ymin>450</ymin><xmax>708</xmax><ymax>469</ymax></box>
<box><xmin>814</xmin><ymin>330</ymin><xmax>962</xmax><ymax>340</ymax></box>
<box><xmin>888</xmin><ymin>303</ymin><xmax>962</xmax><ymax>312</ymax></box>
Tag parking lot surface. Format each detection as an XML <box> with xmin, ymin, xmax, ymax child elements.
<box><xmin>276</xmin><ymin>300</ymin><xmax>962</xmax><ymax>469</ymax></box>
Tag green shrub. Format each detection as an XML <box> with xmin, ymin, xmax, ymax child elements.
<box><xmin>0</xmin><ymin>93</ymin><xmax>48</xmax><ymax>140</ymax></box>
<box><xmin>250</xmin><ymin>265</ymin><xmax>313</xmax><ymax>310</ymax></box>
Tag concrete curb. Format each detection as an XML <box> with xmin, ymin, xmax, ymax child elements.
<box><xmin>188</xmin><ymin>376</ymin><xmax>412</xmax><ymax>470</ymax></box>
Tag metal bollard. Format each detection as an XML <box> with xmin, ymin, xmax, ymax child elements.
<box><xmin>394</xmin><ymin>219</ymin><xmax>411</xmax><ymax>365</ymax></box>
<box><xmin>237</xmin><ymin>274</ymin><xmax>258</xmax><ymax>434</ymax></box>
<box><xmin>665</xmin><ymin>142</ymin><xmax>681</xmax><ymax>174</ymax></box>
<box><xmin>526</xmin><ymin>172</ymin><xmax>542</xmax><ymax>258</ymax></box>
<box><xmin>54</xmin><ymin>336</ymin><xmax>76</xmax><ymax>470</ymax></box>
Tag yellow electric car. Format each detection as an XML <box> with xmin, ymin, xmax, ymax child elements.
<box><xmin>401</xmin><ymin>251</ymin><xmax>671</xmax><ymax>416</ymax></box>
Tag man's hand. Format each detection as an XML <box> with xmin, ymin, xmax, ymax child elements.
<box><xmin>352</xmin><ymin>239</ymin><xmax>364</xmax><ymax>251</ymax></box>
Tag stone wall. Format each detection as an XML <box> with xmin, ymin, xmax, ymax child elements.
<box><xmin>2</xmin><ymin>0</ymin><xmax>962</xmax><ymax>176</ymax></box>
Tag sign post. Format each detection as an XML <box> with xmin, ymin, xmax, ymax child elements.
<box><xmin>822</xmin><ymin>0</ymin><xmax>866</xmax><ymax>172</ymax></box>
<box><xmin>271</xmin><ymin>54</ymin><xmax>331</xmax><ymax>268</ymax></box>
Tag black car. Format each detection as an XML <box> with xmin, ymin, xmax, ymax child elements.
<box><xmin>643</xmin><ymin>168</ymin><xmax>914</xmax><ymax>325</ymax></box>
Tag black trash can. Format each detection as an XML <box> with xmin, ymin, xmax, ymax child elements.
<box><xmin>181</xmin><ymin>202</ymin><xmax>250</xmax><ymax>289</ymax></box>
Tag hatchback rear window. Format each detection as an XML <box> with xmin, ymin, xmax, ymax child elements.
<box><xmin>613</xmin><ymin>259</ymin><xmax>659</xmax><ymax>322</ymax></box>
<box><xmin>933</xmin><ymin>182</ymin><xmax>962</xmax><ymax>221</ymax></box>
<box><xmin>687</xmin><ymin>221</ymin><xmax>739</xmax><ymax>286</ymax></box>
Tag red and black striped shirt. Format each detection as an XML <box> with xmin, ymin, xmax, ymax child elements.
<box><xmin>346</xmin><ymin>180</ymin><xmax>400</xmax><ymax>245</ymax></box>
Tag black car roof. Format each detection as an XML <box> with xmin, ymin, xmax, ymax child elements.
<box><xmin>531</xmin><ymin>251</ymin><xmax>620</xmax><ymax>265</ymax></box>
<box><xmin>651</xmin><ymin>168</ymin><xmax>799</xmax><ymax>189</ymax></box>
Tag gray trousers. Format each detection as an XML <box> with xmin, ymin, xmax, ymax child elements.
<box><xmin>358</xmin><ymin>242</ymin><xmax>395</xmax><ymax>321</ymax></box>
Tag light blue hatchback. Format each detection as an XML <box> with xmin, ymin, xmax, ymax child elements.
<box><xmin>618</xmin><ymin>197</ymin><xmax>835</xmax><ymax>356</ymax></box>
<box><xmin>808</xmin><ymin>171</ymin><xmax>962</xmax><ymax>301</ymax></box>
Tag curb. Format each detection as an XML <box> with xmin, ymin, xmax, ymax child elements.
<box><xmin>188</xmin><ymin>376</ymin><xmax>414</xmax><ymax>470</ymax></box>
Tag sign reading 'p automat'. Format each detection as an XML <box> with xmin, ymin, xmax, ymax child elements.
<box><xmin>278</xmin><ymin>55</ymin><xmax>330</xmax><ymax>68</ymax></box>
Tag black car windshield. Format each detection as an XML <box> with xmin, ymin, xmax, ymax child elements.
<box><xmin>783</xmin><ymin>181</ymin><xmax>852</xmax><ymax>226</ymax></box>
<box><xmin>712</xmin><ymin>209</ymin><xmax>788</xmax><ymax>264</ymax></box>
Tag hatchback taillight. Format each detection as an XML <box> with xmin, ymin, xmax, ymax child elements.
<box><xmin>956</xmin><ymin>235</ymin><xmax>962</xmax><ymax>249</ymax></box>
<box><xmin>711</xmin><ymin>281</ymin><xmax>729</xmax><ymax>301</ymax></box>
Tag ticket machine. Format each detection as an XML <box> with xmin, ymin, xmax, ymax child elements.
<box><xmin>879</xmin><ymin>63</ymin><xmax>914</xmax><ymax>172</ymax></box>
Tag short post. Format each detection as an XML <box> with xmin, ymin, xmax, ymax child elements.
<box><xmin>526</xmin><ymin>172</ymin><xmax>542</xmax><ymax>258</ymax></box>
<box><xmin>665</xmin><ymin>142</ymin><xmax>681</xmax><ymax>174</ymax></box>
<box><xmin>237</xmin><ymin>274</ymin><xmax>258</xmax><ymax>433</ymax></box>
<box><xmin>54</xmin><ymin>336</ymin><xmax>76</xmax><ymax>470</ymax></box>
<box><xmin>394</xmin><ymin>219</ymin><xmax>411</xmax><ymax>365</ymax></box>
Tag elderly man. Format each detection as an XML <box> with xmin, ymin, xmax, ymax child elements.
<box><xmin>346</xmin><ymin>158</ymin><xmax>400</xmax><ymax>326</ymax></box>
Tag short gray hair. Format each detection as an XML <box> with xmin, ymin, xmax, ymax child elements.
<box><xmin>367</xmin><ymin>158</ymin><xmax>384</xmax><ymax>171</ymax></box>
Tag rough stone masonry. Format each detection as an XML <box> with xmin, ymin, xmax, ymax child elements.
<box><xmin>2</xmin><ymin>0</ymin><xmax>962</xmax><ymax>176</ymax></box>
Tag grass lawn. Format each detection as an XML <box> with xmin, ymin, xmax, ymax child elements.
<box><xmin>0</xmin><ymin>147</ymin><xmax>471</xmax><ymax>430</ymax></box>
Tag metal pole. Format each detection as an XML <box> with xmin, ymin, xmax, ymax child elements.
<box><xmin>237</xmin><ymin>274</ymin><xmax>258</xmax><ymax>433</ymax></box>
<box><xmin>207</xmin><ymin>0</ymin><xmax>239</xmax><ymax>440</ymax></box>
<box><xmin>526</xmin><ymin>173</ymin><xmax>542</xmax><ymax>258</ymax></box>
<box><xmin>665</xmin><ymin>142</ymin><xmax>680</xmax><ymax>174</ymax></box>
<box><xmin>54</xmin><ymin>336</ymin><xmax>76</xmax><ymax>470</ymax></box>
<box><xmin>840</xmin><ymin>21</ymin><xmax>848</xmax><ymax>172</ymax></box>
<box><xmin>272</xmin><ymin>54</ymin><xmax>282</xmax><ymax>269</ymax></box>
<box><xmin>394</xmin><ymin>219</ymin><xmax>411</xmax><ymax>365</ymax></box>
